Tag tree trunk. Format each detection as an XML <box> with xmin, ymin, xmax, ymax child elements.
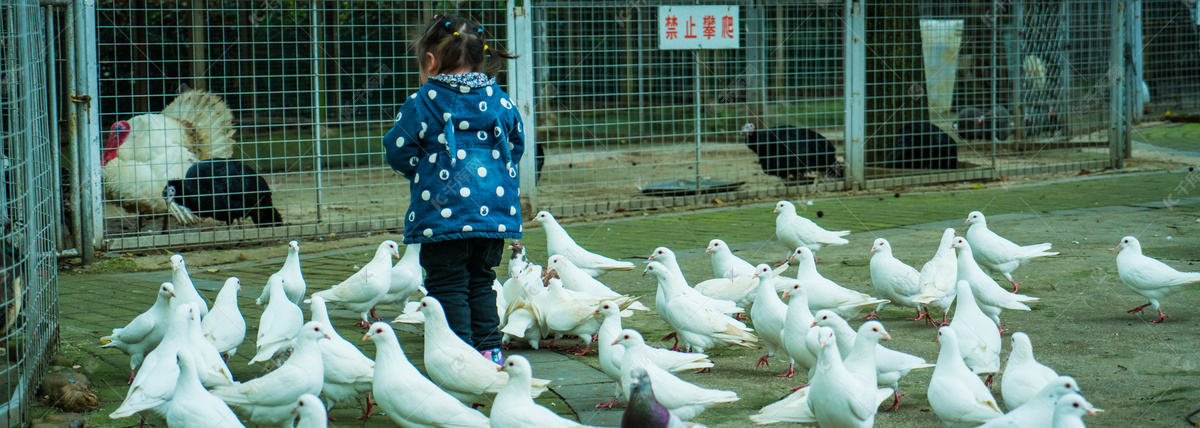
<box><xmin>865</xmin><ymin>2</ymin><xmax>929</xmax><ymax>163</ymax></box>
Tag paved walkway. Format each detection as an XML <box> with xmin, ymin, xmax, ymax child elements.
<box><xmin>54</xmin><ymin>164</ymin><xmax>1200</xmax><ymax>427</ymax></box>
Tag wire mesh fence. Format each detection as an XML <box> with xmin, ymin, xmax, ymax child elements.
<box><xmin>95</xmin><ymin>1</ymin><xmax>509</xmax><ymax>250</ymax></box>
<box><xmin>1142</xmin><ymin>0</ymin><xmax>1200</xmax><ymax>114</ymax></box>
<box><xmin>82</xmin><ymin>0</ymin><xmax>1136</xmax><ymax>250</ymax></box>
<box><xmin>0</xmin><ymin>0</ymin><xmax>60</xmax><ymax>423</ymax></box>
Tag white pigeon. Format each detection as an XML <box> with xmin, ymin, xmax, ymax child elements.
<box><xmin>594</xmin><ymin>300</ymin><xmax>713</xmax><ymax>408</ymax></box>
<box><xmin>913</xmin><ymin>228</ymin><xmax>959</xmax><ymax>325</ymax></box>
<box><xmin>201</xmin><ymin>277</ymin><xmax>246</xmax><ymax>360</ymax></box>
<box><xmin>1052</xmin><ymin>393</ymin><xmax>1102</xmax><ymax>428</ymax></box>
<box><xmin>654</xmin><ymin>245</ymin><xmax>765</xmax><ymax>310</ymax></box>
<box><xmin>256</xmin><ymin>240</ymin><xmax>306</xmax><ymax>305</ymax></box>
<box><xmin>163</xmin><ymin>351</ymin><xmax>246</xmax><ymax>428</ymax></box>
<box><xmin>379</xmin><ymin>242</ymin><xmax>423</xmax><ymax>315</ymax></box>
<box><xmin>949</xmin><ymin>280</ymin><xmax>1002</xmax><ymax>380</ymax></box>
<box><xmin>952</xmin><ymin>237</ymin><xmax>1039</xmax><ymax>327</ymax></box>
<box><xmin>363</xmin><ymin>322</ymin><xmax>490</xmax><ymax>427</ymax></box>
<box><xmin>184</xmin><ymin>302</ymin><xmax>235</xmax><ymax>387</ymax></box>
<box><xmin>110</xmin><ymin>304</ymin><xmax>192</xmax><ymax>419</ymax></box>
<box><xmin>534</xmin><ymin>210</ymin><xmax>634</xmax><ymax>277</ymax></box>
<box><xmin>643</xmin><ymin>262</ymin><xmax>756</xmax><ymax>353</ymax></box>
<box><xmin>309</xmin><ymin>240</ymin><xmax>400</xmax><ymax>327</ymax></box>
<box><xmin>928</xmin><ymin>327</ymin><xmax>1004</xmax><ymax>427</ymax></box>
<box><xmin>649</xmin><ymin>246</ymin><xmax>693</xmax><ymax>284</ymax></box>
<box><xmin>806</xmin><ymin>325</ymin><xmax>880</xmax><ymax>428</ymax></box>
<box><xmin>1116</xmin><ymin>235</ymin><xmax>1200</xmax><ymax>323</ymax></box>
<box><xmin>548</xmin><ymin>254</ymin><xmax>649</xmax><ymax>311</ymax></box>
<box><xmin>492</xmin><ymin>355</ymin><xmax>601</xmax><ymax>428</ymax></box>
<box><xmin>1001</xmin><ymin>332</ymin><xmax>1059</xmax><ymax>411</ymax></box>
<box><xmin>979</xmin><ymin>376</ymin><xmax>1083</xmax><ymax>427</ymax></box>
<box><xmin>170</xmin><ymin>254</ymin><xmax>210</xmax><ymax>318</ymax></box>
<box><xmin>867</xmin><ymin>238</ymin><xmax>923</xmax><ymax>320</ymax></box>
<box><xmin>812</xmin><ymin>310</ymin><xmax>935</xmax><ymax>411</ymax></box>
<box><xmin>749</xmin><ymin>264</ymin><xmax>789</xmax><ymax>374</ymax></box>
<box><xmin>309</xmin><ymin>296</ymin><xmax>374</xmax><ymax>417</ymax></box>
<box><xmin>779</xmin><ymin>281</ymin><xmax>817</xmax><ymax>378</ymax></box>
<box><xmin>101</xmin><ymin>282</ymin><xmax>176</xmax><ymax>383</ymax></box>
<box><xmin>774</xmin><ymin>200</ymin><xmax>849</xmax><ymax>253</ymax></box>
<box><xmin>499</xmin><ymin>271</ymin><xmax>549</xmax><ymax>349</ymax></box>
<box><xmin>210</xmin><ymin>321</ymin><xmax>329</xmax><ymax>426</ymax></box>
<box><xmin>614</xmin><ymin>329</ymin><xmax>739</xmax><ymax>421</ymax></box>
<box><xmin>249</xmin><ymin>273</ymin><xmax>304</xmax><ymax>365</ymax></box>
<box><xmin>418</xmin><ymin>297</ymin><xmax>550</xmax><ymax>405</ymax></box>
<box><xmin>533</xmin><ymin>277</ymin><xmax>621</xmax><ymax>354</ymax></box>
<box><xmin>965</xmin><ymin>211</ymin><xmax>1058</xmax><ymax>292</ymax></box>
<box><xmin>786</xmin><ymin>246</ymin><xmax>889</xmax><ymax>318</ymax></box>
<box><xmin>705</xmin><ymin>239</ymin><xmax>756</xmax><ymax>278</ymax></box>
<box><xmin>291</xmin><ymin>394</ymin><xmax>328</xmax><ymax>428</ymax></box>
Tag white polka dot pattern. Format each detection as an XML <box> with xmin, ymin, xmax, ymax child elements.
<box><xmin>456</xmin><ymin>150</ymin><xmax>466</xmax><ymax>160</ymax></box>
<box><xmin>423</xmin><ymin>228</ymin><xmax>433</xmax><ymax>237</ymax></box>
<box><xmin>421</xmin><ymin>190</ymin><xmax>430</xmax><ymax>200</ymax></box>
<box><xmin>427</xmin><ymin>90</ymin><xmax>437</xmax><ymax>99</ymax></box>
<box><xmin>477</xmin><ymin>167</ymin><xmax>487</xmax><ymax>177</ymax></box>
<box><xmin>459</xmin><ymin>121</ymin><xmax>469</xmax><ymax>130</ymax></box>
<box><xmin>440</xmin><ymin>208</ymin><xmax>451</xmax><ymax>218</ymax></box>
<box><xmin>460</xmin><ymin>188</ymin><xmax>470</xmax><ymax>197</ymax></box>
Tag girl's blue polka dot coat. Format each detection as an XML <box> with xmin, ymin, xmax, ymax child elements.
<box><xmin>383</xmin><ymin>72</ymin><xmax>526</xmax><ymax>245</ymax></box>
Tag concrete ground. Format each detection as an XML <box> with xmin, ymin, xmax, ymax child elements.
<box><xmin>38</xmin><ymin>129</ymin><xmax>1200</xmax><ymax>427</ymax></box>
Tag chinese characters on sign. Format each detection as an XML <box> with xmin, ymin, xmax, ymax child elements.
<box><xmin>658</xmin><ymin>5</ymin><xmax>739</xmax><ymax>50</ymax></box>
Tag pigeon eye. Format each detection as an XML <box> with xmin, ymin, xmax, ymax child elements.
<box><xmin>376</xmin><ymin>328</ymin><xmax>382</xmax><ymax>333</ymax></box>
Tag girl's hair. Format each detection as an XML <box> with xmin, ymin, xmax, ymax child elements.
<box><xmin>415</xmin><ymin>14</ymin><xmax>518</xmax><ymax>78</ymax></box>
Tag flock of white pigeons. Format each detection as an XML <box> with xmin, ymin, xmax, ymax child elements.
<box><xmin>95</xmin><ymin>200</ymin><xmax>1200</xmax><ymax>428</ymax></box>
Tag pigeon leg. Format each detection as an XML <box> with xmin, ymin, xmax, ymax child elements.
<box><xmin>570</xmin><ymin>345</ymin><xmax>595</xmax><ymax>356</ymax></box>
<box><xmin>777</xmin><ymin>363</ymin><xmax>795</xmax><ymax>378</ymax></box>
<box><xmin>595</xmin><ymin>396</ymin><xmax>621</xmax><ymax>409</ymax></box>
<box><xmin>984</xmin><ymin>374</ymin><xmax>994</xmax><ymax>387</ymax></box>
<box><xmin>860</xmin><ymin>310</ymin><xmax>879</xmax><ymax>320</ymax></box>
<box><xmin>939</xmin><ymin>311</ymin><xmax>950</xmax><ymax>326</ymax></box>
<box><xmin>661</xmin><ymin>332</ymin><xmax>680</xmax><ymax>351</ymax></box>
<box><xmin>789</xmin><ymin>384</ymin><xmax>809</xmax><ymax>392</ymax></box>
<box><xmin>1126</xmin><ymin>302</ymin><xmax>1152</xmax><ymax>314</ymax></box>
<box><xmin>755</xmin><ymin>354</ymin><xmax>771</xmax><ymax>369</ymax></box>
<box><xmin>1009</xmin><ymin>280</ymin><xmax>1021</xmax><ymax>293</ymax></box>
<box><xmin>356</xmin><ymin>393</ymin><xmax>376</xmax><ymax>420</ymax></box>
<box><xmin>733</xmin><ymin>312</ymin><xmax>748</xmax><ymax>321</ymax></box>
<box><xmin>369</xmin><ymin>307</ymin><xmax>383</xmax><ymax>321</ymax></box>
<box><xmin>127</xmin><ymin>368</ymin><xmax>136</xmax><ymax>384</ymax></box>
<box><xmin>693</xmin><ymin>366</ymin><xmax>711</xmax><ymax>374</ymax></box>
<box><xmin>471</xmin><ymin>403</ymin><xmax>486</xmax><ymax>410</ymax></box>
<box><xmin>907</xmin><ymin>308</ymin><xmax>925</xmax><ymax>322</ymax></box>
<box><xmin>885</xmin><ymin>391</ymin><xmax>906</xmax><ymax>411</ymax></box>
<box><xmin>1152</xmin><ymin>310</ymin><xmax>1170</xmax><ymax>323</ymax></box>
<box><xmin>354</xmin><ymin>319</ymin><xmax>371</xmax><ymax>329</ymax></box>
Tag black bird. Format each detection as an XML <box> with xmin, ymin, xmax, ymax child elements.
<box><xmin>885</xmin><ymin>122</ymin><xmax>958</xmax><ymax>170</ymax></box>
<box><xmin>741</xmin><ymin>123</ymin><xmax>843</xmax><ymax>183</ymax></box>
<box><xmin>621</xmin><ymin>368</ymin><xmax>685</xmax><ymax>428</ymax></box>
<box><xmin>953</xmin><ymin>107</ymin><xmax>987</xmax><ymax>140</ymax></box>
<box><xmin>162</xmin><ymin>158</ymin><xmax>283</xmax><ymax>227</ymax></box>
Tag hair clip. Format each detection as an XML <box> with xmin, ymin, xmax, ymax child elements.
<box><xmin>477</xmin><ymin>28</ymin><xmax>484</xmax><ymax>34</ymax></box>
<box><xmin>444</xmin><ymin>21</ymin><xmax>451</xmax><ymax>27</ymax></box>
<box><xmin>433</xmin><ymin>14</ymin><xmax>440</xmax><ymax>19</ymax></box>
<box><xmin>453</xmin><ymin>32</ymin><xmax>459</xmax><ymax>35</ymax></box>
<box><xmin>484</xmin><ymin>45</ymin><xmax>489</xmax><ymax>50</ymax></box>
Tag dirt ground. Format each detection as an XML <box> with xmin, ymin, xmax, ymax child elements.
<box><xmin>536</xmin><ymin>202</ymin><xmax>1200</xmax><ymax>427</ymax></box>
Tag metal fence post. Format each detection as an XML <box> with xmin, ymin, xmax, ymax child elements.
<box><xmin>73</xmin><ymin>0</ymin><xmax>100</xmax><ymax>260</ymax></box>
<box><xmin>844</xmin><ymin>0</ymin><xmax>865</xmax><ymax>190</ymax></box>
<box><xmin>1109</xmin><ymin>0</ymin><xmax>1126</xmax><ymax>168</ymax></box>
<box><xmin>509</xmin><ymin>1</ymin><xmax>538</xmax><ymax>215</ymax></box>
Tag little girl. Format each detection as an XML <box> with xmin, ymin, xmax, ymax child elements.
<box><xmin>383</xmin><ymin>14</ymin><xmax>523</xmax><ymax>364</ymax></box>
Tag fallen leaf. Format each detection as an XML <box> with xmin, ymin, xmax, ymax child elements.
<box><xmin>713</xmin><ymin>198</ymin><xmax>724</xmax><ymax>204</ymax></box>
<box><xmin>206</xmin><ymin>269</ymin><xmax>219</xmax><ymax>273</ymax></box>
<box><xmin>586</xmin><ymin>163</ymin><xmax>595</xmax><ymax>168</ymax></box>
<box><xmin>970</xmin><ymin>184</ymin><xmax>985</xmax><ymax>189</ymax></box>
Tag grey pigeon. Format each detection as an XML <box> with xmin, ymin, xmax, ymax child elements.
<box><xmin>622</xmin><ymin>368</ymin><xmax>689</xmax><ymax>428</ymax></box>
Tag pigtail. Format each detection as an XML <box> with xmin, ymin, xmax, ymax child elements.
<box><xmin>416</xmin><ymin>13</ymin><xmax>519</xmax><ymax>78</ymax></box>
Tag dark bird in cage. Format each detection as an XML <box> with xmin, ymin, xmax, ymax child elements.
<box><xmin>953</xmin><ymin>107</ymin><xmax>987</xmax><ymax>141</ymax></box>
<box><xmin>162</xmin><ymin>158</ymin><xmax>283</xmax><ymax>227</ymax></box>
<box><xmin>740</xmin><ymin>123</ymin><xmax>844</xmax><ymax>183</ymax></box>
<box><xmin>984</xmin><ymin>106</ymin><xmax>1014</xmax><ymax>142</ymax></box>
<box><xmin>535</xmin><ymin>143</ymin><xmax>545</xmax><ymax>184</ymax></box>
<box><xmin>101</xmin><ymin>90</ymin><xmax>238</xmax><ymax>229</ymax></box>
<box><xmin>1024</xmin><ymin>104</ymin><xmax>1062</xmax><ymax>138</ymax></box>
<box><xmin>954</xmin><ymin>106</ymin><xmax>1013</xmax><ymax>142</ymax></box>
<box><xmin>885</xmin><ymin>122</ymin><xmax>958</xmax><ymax>170</ymax></box>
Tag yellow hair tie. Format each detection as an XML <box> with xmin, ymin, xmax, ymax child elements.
<box><xmin>453</xmin><ymin>32</ymin><xmax>459</xmax><ymax>35</ymax></box>
<box><xmin>484</xmin><ymin>45</ymin><xmax>489</xmax><ymax>50</ymax></box>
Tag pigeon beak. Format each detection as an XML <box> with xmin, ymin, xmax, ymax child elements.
<box><xmin>323</xmin><ymin>334</ymin><xmax>332</xmax><ymax>340</ymax></box>
<box><xmin>949</xmin><ymin>243</ymin><xmax>957</xmax><ymax>248</ymax></box>
<box><xmin>882</xmin><ymin>333</ymin><xmax>892</xmax><ymax>340</ymax></box>
<box><xmin>641</xmin><ymin>270</ymin><xmax>648</xmax><ymax>277</ymax></box>
<box><xmin>172</xmin><ymin>264</ymin><xmax>179</xmax><ymax>271</ymax></box>
<box><xmin>705</xmin><ymin>247</ymin><xmax>712</xmax><ymax>253</ymax></box>
<box><xmin>497</xmin><ymin>365</ymin><xmax>504</xmax><ymax>372</ymax></box>
<box><xmin>773</xmin><ymin>208</ymin><xmax>779</xmax><ymax>213</ymax></box>
<box><xmin>870</xmin><ymin>247</ymin><xmax>877</xmax><ymax>253</ymax></box>
<box><xmin>810</xmin><ymin>321</ymin><xmax>818</xmax><ymax>327</ymax></box>
<box><xmin>611</xmin><ymin>339</ymin><xmax>621</xmax><ymax>345</ymax></box>
<box><xmin>362</xmin><ymin>334</ymin><xmax>371</xmax><ymax>341</ymax></box>
<box><xmin>782</xmin><ymin>290</ymin><xmax>790</xmax><ymax>299</ymax></box>
<box><xmin>291</xmin><ymin>407</ymin><xmax>298</xmax><ymax>415</ymax></box>
<box><xmin>593</xmin><ymin>310</ymin><xmax>600</xmax><ymax>315</ymax></box>
<box><xmin>170</xmin><ymin>292</ymin><xmax>177</xmax><ymax>298</ymax></box>
<box><xmin>1090</xmin><ymin>408</ymin><xmax>1104</xmax><ymax>415</ymax></box>
<box><xmin>647</xmin><ymin>255</ymin><xmax>656</xmax><ymax>260</ymax></box>
<box><xmin>1115</xmin><ymin>244</ymin><xmax>1122</xmax><ymax>250</ymax></box>
<box><xmin>964</xmin><ymin>219</ymin><xmax>970</xmax><ymax>224</ymax></box>
<box><xmin>751</xmin><ymin>273</ymin><xmax>759</xmax><ymax>279</ymax></box>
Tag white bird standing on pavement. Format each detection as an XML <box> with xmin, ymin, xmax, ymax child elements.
<box><xmin>210</xmin><ymin>321</ymin><xmax>329</xmax><ymax>426</ymax></box>
<box><xmin>807</xmin><ymin>325</ymin><xmax>881</xmax><ymax>428</ymax></box>
<box><xmin>163</xmin><ymin>352</ymin><xmax>245</xmax><ymax>428</ymax></box>
<box><xmin>250</xmin><ymin>273</ymin><xmax>303</xmax><ymax>365</ymax></box>
<box><xmin>978</xmin><ymin>376</ymin><xmax>1083</xmax><ymax>427</ymax></box>
<box><xmin>547</xmin><ymin>255</ymin><xmax>649</xmax><ymax>311</ymax></box>
<box><xmin>170</xmin><ymin>254</ymin><xmax>210</xmax><ymax>318</ymax></box>
<box><xmin>913</xmin><ymin>228</ymin><xmax>958</xmax><ymax>325</ymax></box>
<box><xmin>492</xmin><ymin>355</ymin><xmax>601</xmax><ymax>428</ymax></box>
<box><xmin>257</xmin><ymin>240</ymin><xmax>306</xmax><ymax>305</ymax></box>
<box><xmin>773</xmin><ymin>200</ymin><xmax>849</xmax><ymax>254</ymax></box>
<box><xmin>949</xmin><ymin>280</ymin><xmax>1002</xmax><ymax>384</ymax></box>
<box><xmin>749</xmin><ymin>264</ymin><xmax>789</xmax><ymax>375</ymax></box>
<box><xmin>100</xmin><ymin>282</ymin><xmax>177</xmax><ymax>384</ymax></box>
<box><xmin>309</xmin><ymin>296</ymin><xmax>375</xmax><ymax>419</ymax></box>
<box><xmin>952</xmin><ymin>237</ymin><xmax>1038</xmax><ymax>328</ymax></box>
<box><xmin>812</xmin><ymin>310</ymin><xmax>934</xmax><ymax>411</ymax></box>
<box><xmin>643</xmin><ymin>262</ymin><xmax>756</xmax><ymax>353</ymax></box>
<box><xmin>309</xmin><ymin>240</ymin><xmax>400</xmax><ymax>328</ymax></box>
<box><xmin>184</xmin><ymin>303</ymin><xmax>234</xmax><ymax>388</ymax></box>
<box><xmin>201</xmin><ymin>278</ymin><xmax>245</xmax><ymax>361</ymax></box>
<box><xmin>1052</xmin><ymin>393</ymin><xmax>1102</xmax><ymax>428</ymax></box>
<box><xmin>779</xmin><ymin>282</ymin><xmax>817</xmax><ymax>379</ymax></box>
<box><xmin>419</xmin><ymin>297</ymin><xmax>550</xmax><ymax>406</ymax></box>
<box><xmin>965</xmin><ymin>211</ymin><xmax>1058</xmax><ymax>292</ymax></box>
<box><xmin>378</xmin><ymin>242</ymin><xmax>423</xmax><ymax>319</ymax></box>
<box><xmin>110</xmin><ymin>304</ymin><xmax>193</xmax><ymax>419</ymax></box>
<box><xmin>785</xmin><ymin>247</ymin><xmax>889</xmax><ymax>318</ymax></box>
<box><xmin>928</xmin><ymin>327</ymin><xmax>1004</xmax><ymax>427</ymax></box>
<box><xmin>363</xmin><ymin>322</ymin><xmax>490</xmax><ymax>427</ymax></box>
<box><xmin>614</xmin><ymin>329</ymin><xmax>739</xmax><ymax>421</ymax></box>
<box><xmin>867</xmin><ymin>238</ymin><xmax>923</xmax><ymax>321</ymax></box>
<box><xmin>534</xmin><ymin>211</ymin><xmax>634</xmax><ymax>277</ymax></box>
<box><xmin>705</xmin><ymin>239</ymin><xmax>755</xmax><ymax>278</ymax></box>
<box><xmin>594</xmin><ymin>300</ymin><xmax>713</xmax><ymax>408</ymax></box>
<box><xmin>1001</xmin><ymin>332</ymin><xmax>1059</xmax><ymax>411</ymax></box>
<box><xmin>291</xmin><ymin>394</ymin><xmax>329</xmax><ymax>428</ymax></box>
<box><xmin>1116</xmin><ymin>235</ymin><xmax>1200</xmax><ymax>323</ymax></box>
